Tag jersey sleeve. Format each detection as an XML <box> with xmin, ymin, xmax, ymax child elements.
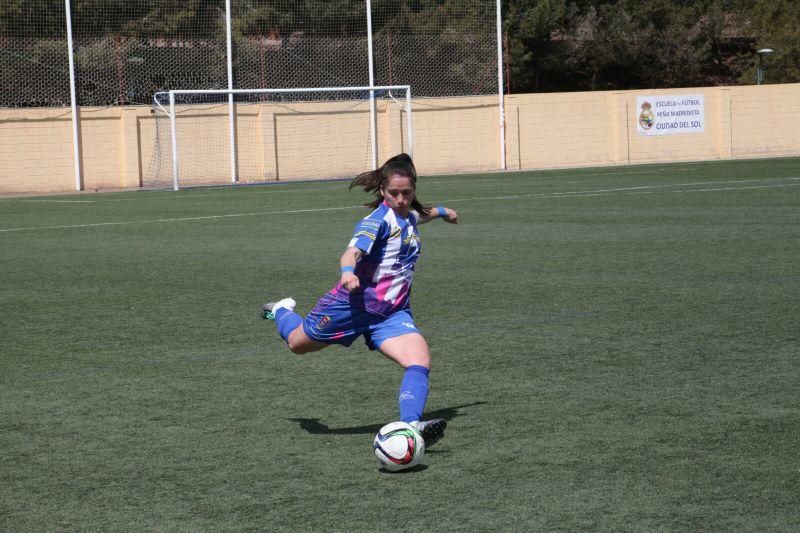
<box><xmin>348</xmin><ymin>216</ymin><xmax>385</xmax><ymax>254</ymax></box>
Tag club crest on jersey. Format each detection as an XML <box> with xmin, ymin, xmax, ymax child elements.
<box><xmin>389</xmin><ymin>226</ymin><xmax>402</xmax><ymax>238</ymax></box>
<box><xmin>403</xmin><ymin>233</ymin><xmax>420</xmax><ymax>245</ymax></box>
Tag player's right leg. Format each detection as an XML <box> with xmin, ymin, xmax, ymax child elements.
<box><xmin>262</xmin><ymin>298</ymin><xmax>327</xmax><ymax>354</ymax></box>
<box><xmin>285</xmin><ymin>326</ymin><xmax>328</xmax><ymax>354</ymax></box>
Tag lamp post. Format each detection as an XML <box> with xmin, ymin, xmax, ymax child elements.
<box><xmin>756</xmin><ymin>48</ymin><xmax>775</xmax><ymax>85</ymax></box>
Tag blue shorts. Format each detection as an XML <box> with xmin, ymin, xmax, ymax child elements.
<box><xmin>303</xmin><ymin>294</ymin><xmax>420</xmax><ymax>350</ymax></box>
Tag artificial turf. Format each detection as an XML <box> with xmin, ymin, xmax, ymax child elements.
<box><xmin>1</xmin><ymin>158</ymin><xmax>798</xmax><ymax>530</ymax></box>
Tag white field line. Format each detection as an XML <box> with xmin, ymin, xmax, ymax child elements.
<box><xmin>14</xmin><ymin>171</ymin><xmax>794</xmax><ymax>204</ymax></box>
<box><xmin>439</xmin><ymin>179</ymin><xmax>800</xmax><ymax>204</ymax></box>
<box><xmin>15</xmin><ymin>169</ymin><xmax>652</xmax><ymax>203</ymax></box>
<box><xmin>17</xmin><ymin>176</ymin><xmax>757</xmax><ymax>203</ymax></box>
<box><xmin>1</xmin><ymin>178</ymin><xmax>798</xmax><ymax>234</ymax></box>
<box><xmin>429</xmin><ymin>168</ymin><xmax>670</xmax><ymax>185</ymax></box>
<box><xmin>673</xmin><ymin>183</ymin><xmax>799</xmax><ymax>193</ymax></box>
<box><xmin>0</xmin><ymin>205</ymin><xmax>362</xmax><ymax>233</ymax></box>
<box><xmin>19</xmin><ymin>199</ymin><xmax>95</xmax><ymax>203</ymax></box>
<box><xmin>11</xmin><ymin>167</ymin><xmax>698</xmax><ymax>204</ymax></box>
<box><xmin>19</xmin><ymin>185</ymin><xmax>341</xmax><ymax>203</ymax></box>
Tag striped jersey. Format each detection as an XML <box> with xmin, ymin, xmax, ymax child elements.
<box><xmin>329</xmin><ymin>201</ymin><xmax>421</xmax><ymax>316</ymax></box>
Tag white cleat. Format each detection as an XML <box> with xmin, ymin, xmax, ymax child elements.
<box><xmin>260</xmin><ymin>297</ymin><xmax>297</xmax><ymax>320</ymax></box>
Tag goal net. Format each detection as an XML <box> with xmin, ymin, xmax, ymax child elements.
<box><xmin>145</xmin><ymin>86</ymin><xmax>413</xmax><ymax>190</ymax></box>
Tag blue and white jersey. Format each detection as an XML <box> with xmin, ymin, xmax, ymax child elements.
<box><xmin>329</xmin><ymin>201</ymin><xmax>421</xmax><ymax>316</ymax></box>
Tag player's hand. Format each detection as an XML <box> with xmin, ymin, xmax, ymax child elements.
<box><xmin>341</xmin><ymin>272</ymin><xmax>360</xmax><ymax>292</ymax></box>
<box><xmin>442</xmin><ymin>207</ymin><xmax>458</xmax><ymax>224</ymax></box>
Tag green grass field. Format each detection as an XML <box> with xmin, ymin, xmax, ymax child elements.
<box><xmin>1</xmin><ymin>158</ymin><xmax>799</xmax><ymax>531</ymax></box>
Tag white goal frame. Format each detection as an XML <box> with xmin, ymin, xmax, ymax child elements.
<box><xmin>153</xmin><ymin>85</ymin><xmax>413</xmax><ymax>191</ymax></box>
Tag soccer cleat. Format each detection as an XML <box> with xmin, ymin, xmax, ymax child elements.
<box><xmin>260</xmin><ymin>297</ymin><xmax>297</xmax><ymax>320</ymax></box>
<box><xmin>410</xmin><ymin>418</ymin><xmax>447</xmax><ymax>447</ymax></box>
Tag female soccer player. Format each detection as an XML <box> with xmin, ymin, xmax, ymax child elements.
<box><xmin>261</xmin><ymin>153</ymin><xmax>458</xmax><ymax>446</ymax></box>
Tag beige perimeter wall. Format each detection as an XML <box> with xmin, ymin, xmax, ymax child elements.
<box><xmin>1</xmin><ymin>83</ymin><xmax>798</xmax><ymax>194</ymax></box>
<box><xmin>505</xmin><ymin>84</ymin><xmax>800</xmax><ymax>171</ymax></box>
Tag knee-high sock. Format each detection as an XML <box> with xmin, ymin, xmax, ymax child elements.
<box><xmin>274</xmin><ymin>307</ymin><xmax>302</xmax><ymax>342</ymax></box>
<box><xmin>398</xmin><ymin>365</ymin><xmax>430</xmax><ymax>423</ymax></box>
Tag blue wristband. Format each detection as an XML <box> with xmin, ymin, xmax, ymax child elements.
<box><xmin>436</xmin><ymin>206</ymin><xmax>446</xmax><ymax>218</ymax></box>
<box><xmin>340</xmin><ymin>266</ymin><xmax>355</xmax><ymax>274</ymax></box>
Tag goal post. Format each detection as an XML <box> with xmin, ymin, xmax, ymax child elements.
<box><xmin>147</xmin><ymin>85</ymin><xmax>413</xmax><ymax>190</ymax></box>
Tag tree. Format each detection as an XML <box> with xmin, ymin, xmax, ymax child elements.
<box><xmin>743</xmin><ymin>0</ymin><xmax>800</xmax><ymax>84</ymax></box>
<box><xmin>501</xmin><ymin>0</ymin><xmax>789</xmax><ymax>92</ymax></box>
<box><xmin>0</xmin><ymin>0</ymin><xmax>65</xmax><ymax>38</ymax></box>
<box><xmin>503</xmin><ymin>0</ymin><xmax>569</xmax><ymax>91</ymax></box>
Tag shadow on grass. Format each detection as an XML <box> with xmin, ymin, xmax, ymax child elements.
<box><xmin>287</xmin><ymin>401</ymin><xmax>488</xmax><ymax>436</ymax></box>
<box><xmin>379</xmin><ymin>464</ymin><xmax>429</xmax><ymax>474</ymax></box>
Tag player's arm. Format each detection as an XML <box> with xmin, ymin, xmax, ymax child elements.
<box><xmin>340</xmin><ymin>246</ymin><xmax>364</xmax><ymax>292</ymax></box>
<box><xmin>418</xmin><ymin>206</ymin><xmax>458</xmax><ymax>225</ymax></box>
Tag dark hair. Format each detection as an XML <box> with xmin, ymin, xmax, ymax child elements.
<box><xmin>349</xmin><ymin>153</ymin><xmax>431</xmax><ymax>216</ymax></box>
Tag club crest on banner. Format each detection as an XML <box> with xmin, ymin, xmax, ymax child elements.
<box><xmin>639</xmin><ymin>101</ymin><xmax>655</xmax><ymax>130</ymax></box>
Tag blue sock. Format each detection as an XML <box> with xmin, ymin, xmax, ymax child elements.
<box><xmin>274</xmin><ymin>307</ymin><xmax>303</xmax><ymax>342</ymax></box>
<box><xmin>398</xmin><ymin>365</ymin><xmax>430</xmax><ymax>423</ymax></box>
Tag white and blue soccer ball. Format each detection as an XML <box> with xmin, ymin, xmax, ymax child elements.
<box><xmin>373</xmin><ymin>421</ymin><xmax>425</xmax><ymax>471</ymax></box>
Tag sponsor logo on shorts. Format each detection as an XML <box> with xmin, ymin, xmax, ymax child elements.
<box><xmin>318</xmin><ymin>315</ymin><xmax>331</xmax><ymax>329</ymax></box>
<box><xmin>402</xmin><ymin>322</ymin><xmax>416</xmax><ymax>329</ymax></box>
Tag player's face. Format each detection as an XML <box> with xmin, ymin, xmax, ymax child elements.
<box><xmin>381</xmin><ymin>175</ymin><xmax>415</xmax><ymax>217</ymax></box>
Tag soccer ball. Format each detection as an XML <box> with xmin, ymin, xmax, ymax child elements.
<box><xmin>373</xmin><ymin>421</ymin><xmax>425</xmax><ymax>471</ymax></box>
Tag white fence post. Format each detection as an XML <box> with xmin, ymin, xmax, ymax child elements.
<box><xmin>169</xmin><ymin>91</ymin><xmax>179</xmax><ymax>191</ymax></box>
<box><xmin>225</xmin><ymin>0</ymin><xmax>238</xmax><ymax>183</ymax></box>
<box><xmin>65</xmin><ymin>0</ymin><xmax>82</xmax><ymax>191</ymax></box>
<box><xmin>496</xmin><ymin>0</ymin><xmax>506</xmax><ymax>171</ymax></box>
<box><xmin>366</xmin><ymin>0</ymin><xmax>378</xmax><ymax>170</ymax></box>
<box><xmin>406</xmin><ymin>88</ymin><xmax>414</xmax><ymax>159</ymax></box>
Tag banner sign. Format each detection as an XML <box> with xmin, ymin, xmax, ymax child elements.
<box><xmin>636</xmin><ymin>94</ymin><xmax>704</xmax><ymax>136</ymax></box>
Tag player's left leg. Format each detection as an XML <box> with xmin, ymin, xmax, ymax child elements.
<box><xmin>375</xmin><ymin>324</ymin><xmax>447</xmax><ymax>446</ymax></box>
<box><xmin>379</xmin><ymin>332</ymin><xmax>432</xmax><ymax>423</ymax></box>
<box><xmin>377</xmin><ymin>332</ymin><xmax>430</xmax><ymax>369</ymax></box>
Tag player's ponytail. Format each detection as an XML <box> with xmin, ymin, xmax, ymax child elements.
<box><xmin>350</xmin><ymin>153</ymin><xmax>431</xmax><ymax>216</ymax></box>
